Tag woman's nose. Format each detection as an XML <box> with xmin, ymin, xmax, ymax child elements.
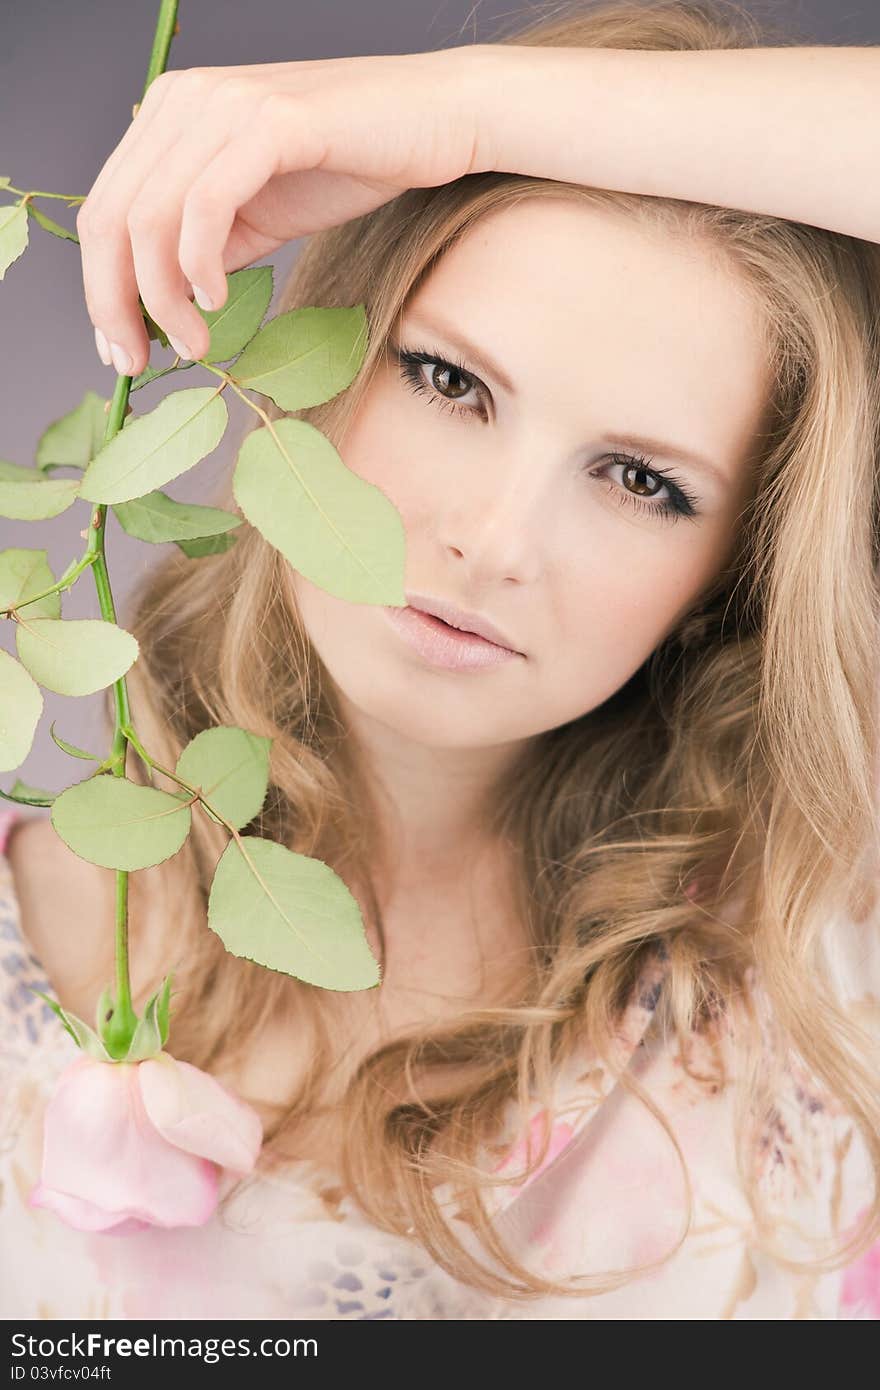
<box><xmin>435</xmin><ymin>450</ymin><xmax>552</xmax><ymax>578</ymax></box>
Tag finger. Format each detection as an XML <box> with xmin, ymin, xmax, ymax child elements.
<box><xmin>178</xmin><ymin>97</ymin><xmax>324</xmax><ymax>313</ymax></box>
<box><xmin>79</xmin><ymin>215</ymin><xmax>159</xmax><ymax>379</ymax></box>
<box><xmin>125</xmin><ymin>118</ymin><xmax>244</xmax><ymax>366</ymax></box>
<box><xmin>77</xmin><ymin>74</ymin><xmax>217</xmax><ymax>373</ymax></box>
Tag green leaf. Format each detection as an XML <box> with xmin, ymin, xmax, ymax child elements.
<box><xmin>231</xmin><ymin>304</ymin><xmax>367</xmax><ymax>411</ymax></box>
<box><xmin>0</xmin><ymin>201</ymin><xmax>28</xmax><ymax>279</ymax></box>
<box><xmin>35</xmin><ymin>391</ymin><xmax>111</xmax><ymax>472</ymax></box>
<box><xmin>176</xmin><ymin>531</ymin><xmax>238</xmax><ymax>558</ymax></box>
<box><xmin>16</xmin><ymin>617</ymin><xmax>138</xmax><ymax>696</ymax></box>
<box><xmin>28</xmin><ymin>989</ymin><xmax>113</xmax><ymax>1061</ymax></box>
<box><xmin>0</xmin><ymin>460</ymin><xmax>81</xmax><ymax>519</ymax></box>
<box><xmin>233</xmin><ymin>417</ymin><xmax>406</xmax><ymax>605</ymax></box>
<box><xmin>50</xmin><ymin>774</ymin><xmax>192</xmax><ymax>870</ymax></box>
<box><xmin>199</xmin><ymin>266</ymin><xmax>273</xmax><ymax>364</ymax></box>
<box><xmin>0</xmin><ymin>548</ymin><xmax>61</xmax><ymax>619</ymax></box>
<box><xmin>0</xmin><ymin>649</ymin><xmax>43</xmax><ymax>772</ymax></box>
<box><xmin>49</xmin><ymin>719</ymin><xmax>102</xmax><ymax>762</ymax></box>
<box><xmin>78</xmin><ymin>388</ymin><xmax>228</xmax><ymax>504</ymax></box>
<box><xmin>175</xmin><ymin>726</ymin><xmax>272</xmax><ymax>830</ymax></box>
<box><xmin>111</xmin><ymin>489</ymin><xmax>242</xmax><ymax>543</ymax></box>
<box><xmin>141</xmin><ymin>306</ymin><xmax>169</xmax><ymax>348</ymax></box>
<box><xmin>0</xmin><ymin>779</ymin><xmax>54</xmax><ymax>807</ymax></box>
<box><xmin>26</xmin><ymin>202</ymin><xmax>78</xmax><ymax>244</ymax></box>
<box><xmin>208</xmin><ymin>835</ymin><xmax>381</xmax><ymax>991</ymax></box>
<box><xmin>0</xmin><ymin>178</ymin><xmax>11</xmax><ymax>190</ymax></box>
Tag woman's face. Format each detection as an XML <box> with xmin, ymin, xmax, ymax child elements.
<box><xmin>292</xmin><ymin>199</ymin><xmax>771</xmax><ymax>751</ymax></box>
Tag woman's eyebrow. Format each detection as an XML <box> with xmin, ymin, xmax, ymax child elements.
<box><xmin>597</xmin><ymin>432</ymin><xmax>729</xmax><ymax>489</ymax></box>
<box><xmin>401</xmin><ymin>311</ymin><xmax>517</xmax><ymax>394</ymax></box>
<box><xmin>398</xmin><ymin>311</ymin><xmax>729</xmax><ymax>490</ymax></box>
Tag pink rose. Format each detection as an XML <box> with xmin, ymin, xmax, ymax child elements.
<box><xmin>28</xmin><ymin>1050</ymin><xmax>263</xmax><ymax>1235</ymax></box>
<box><xmin>840</xmin><ymin>1211</ymin><xmax>880</xmax><ymax>1319</ymax></box>
<box><xmin>492</xmin><ymin>1108</ymin><xmax>575</xmax><ymax>1201</ymax></box>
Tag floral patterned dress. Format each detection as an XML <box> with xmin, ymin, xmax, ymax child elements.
<box><xmin>1</xmin><ymin>804</ymin><xmax>877</xmax><ymax>1319</ymax></box>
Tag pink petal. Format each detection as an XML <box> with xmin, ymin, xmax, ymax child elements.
<box><xmin>28</xmin><ymin>1182</ymin><xmax>152</xmax><ymax>1235</ymax></box>
<box><xmin>493</xmin><ymin>1110</ymin><xmax>574</xmax><ymax>1179</ymax></box>
<box><xmin>137</xmin><ymin>1053</ymin><xmax>263</xmax><ymax>1176</ymax></box>
<box><xmin>37</xmin><ymin>1055</ymin><xmax>219</xmax><ymax>1228</ymax></box>
<box><xmin>841</xmin><ymin>1221</ymin><xmax>880</xmax><ymax>1318</ymax></box>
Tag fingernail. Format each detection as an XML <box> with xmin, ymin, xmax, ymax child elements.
<box><xmin>168</xmin><ymin>334</ymin><xmax>192</xmax><ymax>361</ymax></box>
<box><xmin>191</xmin><ymin>284</ymin><xmax>214</xmax><ymax>312</ymax></box>
<box><xmin>94</xmin><ymin>327</ymin><xmax>112</xmax><ymax>367</ymax></box>
<box><xmin>109</xmin><ymin>341</ymin><xmax>133</xmax><ymax>376</ymax></box>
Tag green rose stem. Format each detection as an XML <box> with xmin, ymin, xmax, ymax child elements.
<box><xmin>16</xmin><ymin>0</ymin><xmax>183</xmax><ymax>1057</ymax></box>
<box><xmin>86</xmin><ymin>377</ymin><xmax>140</xmax><ymax>1053</ymax></box>
<box><xmin>76</xmin><ymin>0</ymin><xmax>182</xmax><ymax>1056</ymax></box>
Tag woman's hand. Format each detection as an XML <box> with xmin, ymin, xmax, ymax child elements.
<box><xmin>76</xmin><ymin>46</ymin><xmax>491</xmax><ymax>376</ymax></box>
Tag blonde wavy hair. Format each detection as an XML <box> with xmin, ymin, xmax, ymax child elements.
<box><xmin>92</xmin><ymin>0</ymin><xmax>880</xmax><ymax>1302</ymax></box>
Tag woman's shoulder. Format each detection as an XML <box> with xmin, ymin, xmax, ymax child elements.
<box><xmin>0</xmin><ymin>806</ymin><xmax>141</xmax><ymax>1060</ymax></box>
<box><xmin>1</xmin><ymin>808</ymin><xmax>115</xmax><ymax>1023</ymax></box>
<box><xmin>0</xmin><ymin>808</ymin><xmax>65</xmax><ymax>1053</ymax></box>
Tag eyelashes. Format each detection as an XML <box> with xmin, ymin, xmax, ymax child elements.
<box><xmin>391</xmin><ymin>343</ymin><xmax>701</xmax><ymax>525</ymax></box>
<box><xmin>395</xmin><ymin>346</ymin><xmax>484</xmax><ymax>419</ymax></box>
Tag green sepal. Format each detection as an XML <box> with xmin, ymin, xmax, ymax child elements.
<box><xmin>28</xmin><ymin>987</ymin><xmax>113</xmax><ymax>1061</ymax></box>
<box><xmin>95</xmin><ymin>984</ymin><xmax>115</xmax><ymax>1040</ymax></box>
<box><xmin>27</xmin><ymin>978</ymin><xmax>175</xmax><ymax>1064</ymax></box>
<box><xmin>155</xmin><ymin>972</ymin><xmax>172</xmax><ymax>1047</ymax></box>
<box><xmin>91</xmin><ymin>971</ymin><xmax>174</xmax><ymax>1062</ymax></box>
<box><xmin>124</xmin><ymin>994</ymin><xmax>163</xmax><ymax>1061</ymax></box>
<box><xmin>120</xmin><ymin>972</ymin><xmax>174</xmax><ymax>1060</ymax></box>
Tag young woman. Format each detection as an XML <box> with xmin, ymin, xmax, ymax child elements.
<box><xmin>3</xmin><ymin>0</ymin><xmax>880</xmax><ymax>1319</ymax></box>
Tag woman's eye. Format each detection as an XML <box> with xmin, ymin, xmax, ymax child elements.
<box><xmin>395</xmin><ymin>348</ymin><xmax>486</xmax><ymax>419</ymax></box>
<box><xmin>588</xmin><ymin>454</ymin><xmax>700</xmax><ymax>525</ymax></box>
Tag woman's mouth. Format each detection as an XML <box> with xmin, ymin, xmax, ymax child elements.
<box><xmin>380</xmin><ymin>605</ymin><xmax>524</xmax><ymax>672</ymax></box>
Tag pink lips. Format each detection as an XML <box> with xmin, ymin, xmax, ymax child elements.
<box><xmin>402</xmin><ymin>591</ymin><xmax>519</xmax><ymax>651</ymax></box>
<box><xmin>381</xmin><ymin>605</ymin><xmax>524</xmax><ymax>672</ymax></box>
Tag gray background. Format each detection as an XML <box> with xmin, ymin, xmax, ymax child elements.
<box><xmin>1</xmin><ymin>0</ymin><xmax>877</xmax><ymax>795</ymax></box>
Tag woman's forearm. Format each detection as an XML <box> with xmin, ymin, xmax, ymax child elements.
<box><xmin>471</xmin><ymin>43</ymin><xmax>880</xmax><ymax>244</ymax></box>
